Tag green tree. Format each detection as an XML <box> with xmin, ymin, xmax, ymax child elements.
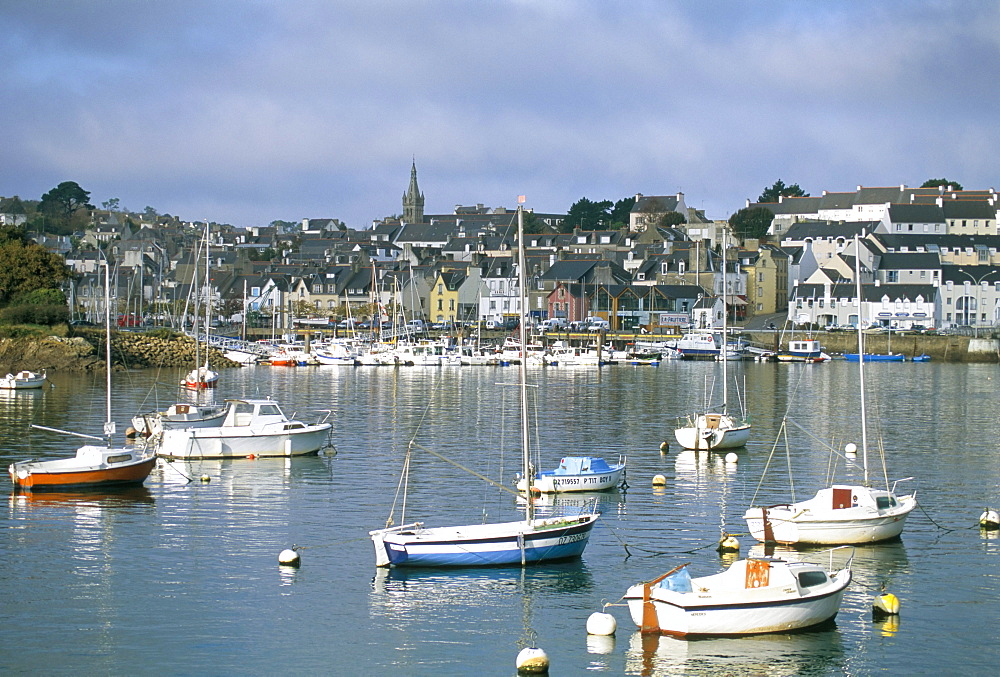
<box><xmin>0</xmin><ymin>196</ymin><xmax>27</xmax><ymax>215</ymax></box>
<box><xmin>609</xmin><ymin>196</ymin><xmax>636</xmax><ymax>228</ymax></box>
<box><xmin>758</xmin><ymin>180</ymin><xmax>809</xmax><ymax>203</ymax></box>
<box><xmin>921</xmin><ymin>178</ymin><xmax>963</xmax><ymax>191</ymax></box>
<box><xmin>38</xmin><ymin>181</ymin><xmax>93</xmax><ymax>236</ymax></box>
<box><xmin>522</xmin><ymin>211</ymin><xmax>547</xmax><ymax>234</ymax></box>
<box><xmin>40</xmin><ymin>181</ymin><xmax>93</xmax><ymax>218</ymax></box>
<box><xmin>0</xmin><ymin>238</ymin><xmax>72</xmax><ymax>306</ymax></box>
<box><xmin>101</xmin><ymin>197</ymin><xmax>121</xmax><ymax>211</ymax></box>
<box><xmin>657</xmin><ymin>211</ymin><xmax>687</xmax><ymax>228</ymax></box>
<box><xmin>729</xmin><ymin>206</ymin><xmax>775</xmax><ymax>240</ymax></box>
<box><xmin>563</xmin><ymin>197</ymin><xmax>613</xmax><ymax>232</ymax></box>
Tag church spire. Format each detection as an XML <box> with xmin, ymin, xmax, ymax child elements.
<box><xmin>402</xmin><ymin>159</ymin><xmax>425</xmax><ymax>223</ymax></box>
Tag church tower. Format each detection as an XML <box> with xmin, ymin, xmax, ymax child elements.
<box><xmin>402</xmin><ymin>160</ymin><xmax>425</xmax><ymax>223</ymax></box>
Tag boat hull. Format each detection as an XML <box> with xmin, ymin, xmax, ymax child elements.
<box><xmin>9</xmin><ymin>448</ymin><xmax>156</xmax><ymax>491</ymax></box>
<box><xmin>625</xmin><ymin>572</ymin><xmax>849</xmax><ymax>636</ymax></box>
<box><xmin>843</xmin><ymin>353</ymin><xmax>905</xmax><ymax>362</ymax></box>
<box><xmin>369</xmin><ymin>514</ymin><xmax>598</xmax><ymax>568</ymax></box>
<box><xmin>745</xmin><ymin>495</ymin><xmax>916</xmax><ymax>545</ymax></box>
<box><xmin>517</xmin><ymin>466</ymin><xmax>625</xmax><ymax>493</ymax></box>
<box><xmin>0</xmin><ymin>370</ymin><xmax>47</xmax><ymax>389</ymax></box>
<box><xmin>674</xmin><ymin>415</ymin><xmax>751</xmax><ymax>450</ymax></box>
<box><xmin>157</xmin><ymin>424</ymin><xmax>331</xmax><ymax>459</ymax></box>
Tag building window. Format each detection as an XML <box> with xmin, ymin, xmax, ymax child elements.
<box><xmin>437</xmin><ymin>299</ymin><xmax>443</xmax><ymax>311</ymax></box>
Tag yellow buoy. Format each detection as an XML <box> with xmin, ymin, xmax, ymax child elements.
<box><xmin>872</xmin><ymin>592</ymin><xmax>900</xmax><ymax>618</ymax></box>
<box><xmin>652</xmin><ymin>474</ymin><xmax>667</xmax><ymax>486</ymax></box>
<box><xmin>200</xmin><ymin>474</ymin><xmax>211</xmax><ymax>483</ymax></box>
<box><xmin>659</xmin><ymin>441</ymin><xmax>670</xmax><ymax>454</ymax></box>
<box><xmin>717</xmin><ymin>533</ymin><xmax>740</xmax><ymax>553</ymax></box>
<box><xmin>515</xmin><ymin>646</ymin><xmax>549</xmax><ymax>674</ymax></box>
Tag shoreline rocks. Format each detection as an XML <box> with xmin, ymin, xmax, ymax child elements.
<box><xmin>0</xmin><ymin>332</ymin><xmax>239</xmax><ymax>373</ymax></box>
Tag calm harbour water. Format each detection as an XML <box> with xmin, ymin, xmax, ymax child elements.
<box><xmin>1</xmin><ymin>359</ymin><xmax>999</xmax><ymax>676</ymax></box>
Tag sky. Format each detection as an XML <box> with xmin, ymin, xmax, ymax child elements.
<box><xmin>3</xmin><ymin>1</ymin><xmax>999</xmax><ymax>229</ymax></box>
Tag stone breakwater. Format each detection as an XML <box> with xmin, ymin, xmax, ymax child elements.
<box><xmin>0</xmin><ymin>332</ymin><xmax>239</xmax><ymax>373</ymax></box>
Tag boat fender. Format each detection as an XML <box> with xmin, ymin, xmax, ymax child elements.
<box><xmin>586</xmin><ymin>611</ymin><xmax>616</xmax><ymax>636</ymax></box>
<box><xmin>515</xmin><ymin>646</ymin><xmax>549</xmax><ymax>674</ymax></box>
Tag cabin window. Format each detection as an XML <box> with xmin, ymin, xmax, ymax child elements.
<box><xmin>876</xmin><ymin>496</ymin><xmax>894</xmax><ymax>509</ymax></box>
<box><xmin>259</xmin><ymin>404</ymin><xmax>282</xmax><ymax>417</ymax></box>
<box><xmin>797</xmin><ymin>571</ymin><xmax>828</xmax><ymax>587</ymax></box>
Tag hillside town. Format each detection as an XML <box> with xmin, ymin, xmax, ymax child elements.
<box><xmin>3</xmin><ymin>167</ymin><xmax>998</xmax><ymax>337</ymax></box>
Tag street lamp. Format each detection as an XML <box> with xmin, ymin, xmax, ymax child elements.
<box><xmin>957</xmin><ymin>268</ymin><xmax>998</xmax><ymax>338</ymax></box>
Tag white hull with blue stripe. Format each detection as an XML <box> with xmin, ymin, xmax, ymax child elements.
<box><xmin>370</xmin><ymin>514</ymin><xmax>598</xmax><ymax>567</ymax></box>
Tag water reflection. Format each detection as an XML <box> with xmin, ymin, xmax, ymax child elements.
<box><xmin>7</xmin><ymin>484</ymin><xmax>154</xmax><ymax>510</ymax></box>
<box><xmin>625</xmin><ymin>626</ymin><xmax>845</xmax><ymax>676</ymax></box>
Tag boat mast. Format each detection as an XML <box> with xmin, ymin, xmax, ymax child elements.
<box><xmin>854</xmin><ymin>235</ymin><xmax>869</xmax><ymax>483</ymax></box>
<box><xmin>103</xmin><ymin>259</ymin><xmax>114</xmax><ymax>447</ymax></box>
<box><xmin>516</xmin><ymin>200</ymin><xmax>533</xmax><ymax>522</ymax></box>
<box><xmin>721</xmin><ymin>230</ymin><xmax>728</xmax><ymax>413</ymax></box>
<box><xmin>204</xmin><ymin>220</ymin><xmax>211</xmax><ymax>377</ymax></box>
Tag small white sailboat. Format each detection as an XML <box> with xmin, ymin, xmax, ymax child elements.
<box><xmin>0</xmin><ymin>370</ymin><xmax>47</xmax><ymax>389</ymax></box>
<box><xmin>743</xmin><ymin>236</ymin><xmax>916</xmax><ymax>545</ymax></box>
<box><xmin>516</xmin><ymin>455</ymin><xmax>626</xmax><ymax>494</ymax></box>
<box><xmin>9</xmin><ymin>262</ymin><xmax>156</xmax><ymax>490</ymax></box>
<box><xmin>675</xmin><ymin>237</ymin><xmax>751</xmax><ymax>451</ymax></box>
<box><xmin>130</xmin><ymin>401</ymin><xmax>228</xmax><ymax>439</ymax></box>
<box><xmin>183</xmin><ymin>222</ymin><xmax>220</xmax><ymax>389</ymax></box>
<box><xmin>624</xmin><ymin>552</ymin><xmax>852</xmax><ymax>637</ymax></box>
<box><xmin>369</xmin><ymin>202</ymin><xmax>599</xmax><ymax>568</ymax></box>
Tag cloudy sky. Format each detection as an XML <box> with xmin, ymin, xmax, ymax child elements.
<box><xmin>3</xmin><ymin>1</ymin><xmax>998</xmax><ymax>228</ymax></box>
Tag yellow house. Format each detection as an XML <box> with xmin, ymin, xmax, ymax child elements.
<box><xmin>430</xmin><ymin>270</ymin><xmax>462</xmax><ymax>325</ymax></box>
<box><xmin>744</xmin><ymin>245</ymin><xmax>789</xmax><ymax>316</ymax></box>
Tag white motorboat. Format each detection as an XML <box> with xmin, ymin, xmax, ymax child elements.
<box><xmin>624</xmin><ymin>554</ymin><xmax>852</xmax><ymax>637</ymax></box>
<box><xmin>313</xmin><ymin>340</ymin><xmax>359</xmax><ymax>366</ymax></box>
<box><xmin>0</xmin><ymin>370</ymin><xmax>47</xmax><ymax>389</ymax></box>
<box><xmin>516</xmin><ymin>455</ymin><xmax>625</xmax><ymax>493</ymax></box>
<box><xmin>777</xmin><ymin>339</ymin><xmax>831</xmax><ymax>363</ymax></box>
<box><xmin>156</xmin><ymin>398</ymin><xmax>332</xmax><ymax>459</ymax></box>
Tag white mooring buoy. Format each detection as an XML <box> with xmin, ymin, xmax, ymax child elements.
<box><xmin>515</xmin><ymin>646</ymin><xmax>549</xmax><ymax>674</ymax></box>
<box><xmin>278</xmin><ymin>548</ymin><xmax>301</xmax><ymax>567</ymax></box>
<box><xmin>652</xmin><ymin>474</ymin><xmax>667</xmax><ymax>487</ymax></box>
<box><xmin>724</xmin><ymin>452</ymin><xmax>738</xmax><ymax>465</ymax></box>
<box><xmin>200</xmin><ymin>474</ymin><xmax>211</xmax><ymax>483</ymax></box>
<box><xmin>980</xmin><ymin>509</ymin><xmax>1000</xmax><ymax>530</ymax></box>
<box><xmin>872</xmin><ymin>592</ymin><xmax>900</xmax><ymax>618</ymax></box>
<box><xmin>845</xmin><ymin>442</ymin><xmax>858</xmax><ymax>458</ymax></box>
<box><xmin>586</xmin><ymin>611</ymin><xmax>617</xmax><ymax>636</ymax></box>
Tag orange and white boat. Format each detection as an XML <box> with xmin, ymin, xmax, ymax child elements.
<box><xmin>9</xmin><ymin>444</ymin><xmax>156</xmax><ymax>491</ymax></box>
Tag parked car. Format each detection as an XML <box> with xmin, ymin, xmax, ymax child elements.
<box><xmin>405</xmin><ymin>319</ymin><xmax>426</xmax><ymax>332</ymax></box>
<box><xmin>587</xmin><ymin>319</ymin><xmax>610</xmax><ymax>331</ymax></box>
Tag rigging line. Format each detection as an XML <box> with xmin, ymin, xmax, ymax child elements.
<box><xmin>783</xmin><ymin>416</ymin><xmax>865</xmax><ymax>473</ymax></box>
<box><xmin>410</xmin><ymin>441</ymin><xmax>521</xmax><ymax>498</ymax></box>
<box><xmin>747</xmin><ymin>417</ymin><xmax>785</xmax><ymax>507</ymax></box>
